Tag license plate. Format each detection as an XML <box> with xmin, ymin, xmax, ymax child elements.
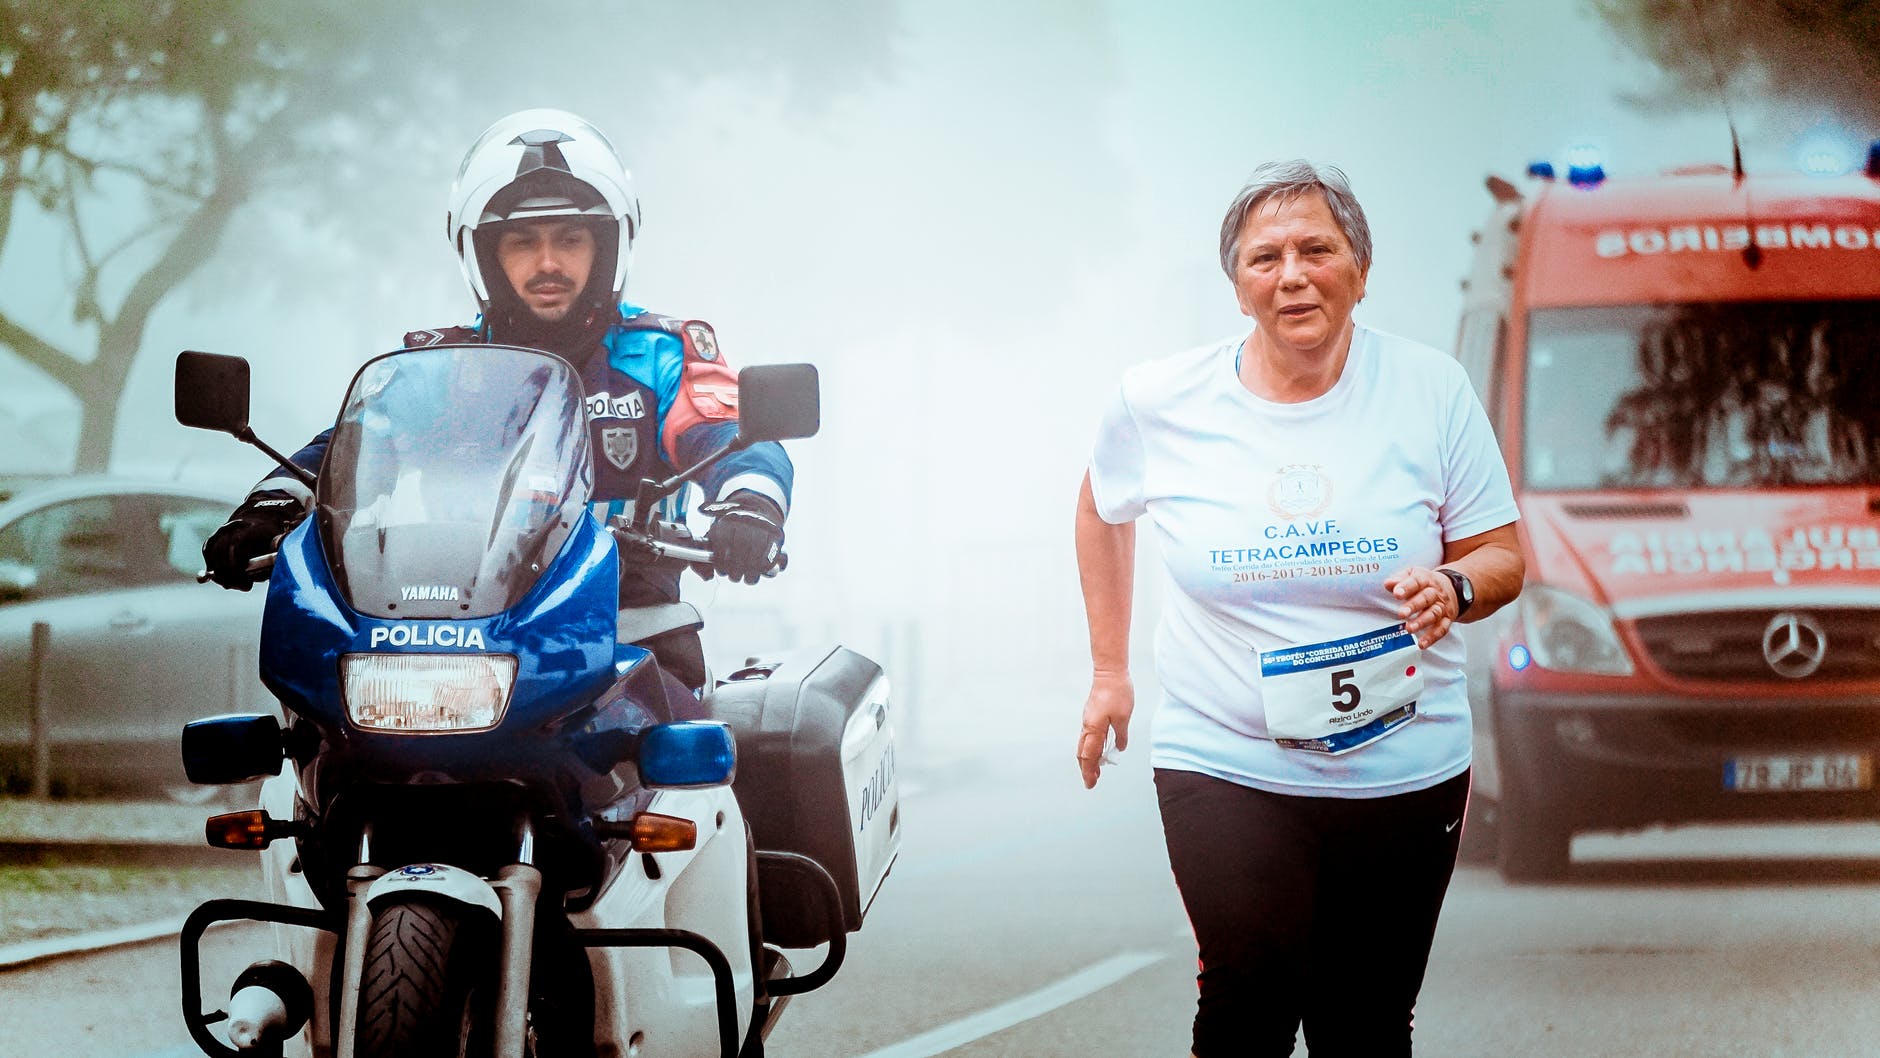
<box><xmin>1724</xmin><ymin>753</ymin><xmax>1872</xmax><ymax>792</ymax></box>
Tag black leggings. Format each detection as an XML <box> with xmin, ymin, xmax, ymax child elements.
<box><xmin>1154</xmin><ymin>767</ymin><xmax>1470</xmax><ymax>1058</ymax></box>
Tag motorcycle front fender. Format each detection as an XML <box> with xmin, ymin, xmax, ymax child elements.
<box><xmin>364</xmin><ymin>862</ymin><xmax>503</xmax><ymax>918</ymax></box>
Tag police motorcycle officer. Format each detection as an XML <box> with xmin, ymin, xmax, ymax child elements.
<box><xmin>202</xmin><ymin>108</ymin><xmax>793</xmax><ymax>707</ymax></box>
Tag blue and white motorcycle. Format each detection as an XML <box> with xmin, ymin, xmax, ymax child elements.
<box><xmin>172</xmin><ymin>344</ymin><xmax>901</xmax><ymax>1058</ymax></box>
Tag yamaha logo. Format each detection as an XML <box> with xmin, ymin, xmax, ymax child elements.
<box><xmin>1761</xmin><ymin>611</ymin><xmax>1828</xmax><ymax>679</ymax></box>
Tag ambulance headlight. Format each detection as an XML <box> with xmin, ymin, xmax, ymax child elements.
<box><xmin>340</xmin><ymin>654</ymin><xmax>517</xmax><ymax>732</ymax></box>
<box><xmin>1518</xmin><ymin>586</ymin><xmax>1634</xmax><ymax>676</ymax></box>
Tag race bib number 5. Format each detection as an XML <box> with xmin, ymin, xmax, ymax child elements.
<box><xmin>1258</xmin><ymin>624</ymin><xmax>1424</xmax><ymax>754</ymax></box>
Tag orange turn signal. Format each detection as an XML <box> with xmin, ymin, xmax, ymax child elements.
<box><xmin>205</xmin><ymin>810</ymin><xmax>273</xmax><ymax>850</ymax></box>
<box><xmin>628</xmin><ymin>812</ymin><xmax>698</xmax><ymax>852</ymax></box>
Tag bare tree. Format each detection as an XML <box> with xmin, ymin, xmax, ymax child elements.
<box><xmin>0</xmin><ymin>1</ymin><xmax>488</xmax><ymax>471</ymax></box>
<box><xmin>1</xmin><ymin>0</ymin><xmax>907</xmax><ymax>473</ymax></box>
<box><xmin>1594</xmin><ymin>0</ymin><xmax>1880</xmax><ymax>124</ymax></box>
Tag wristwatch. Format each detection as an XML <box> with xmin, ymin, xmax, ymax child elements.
<box><xmin>1437</xmin><ymin>567</ymin><xmax>1474</xmax><ymax>618</ymax></box>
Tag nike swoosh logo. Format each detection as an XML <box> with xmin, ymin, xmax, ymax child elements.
<box><xmin>1444</xmin><ymin>819</ymin><xmax>1460</xmax><ymax>833</ymax></box>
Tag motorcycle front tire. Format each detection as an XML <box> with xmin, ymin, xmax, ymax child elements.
<box><xmin>357</xmin><ymin>898</ymin><xmax>496</xmax><ymax>1058</ymax></box>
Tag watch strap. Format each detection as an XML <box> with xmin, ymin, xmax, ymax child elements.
<box><xmin>1437</xmin><ymin>567</ymin><xmax>1473</xmax><ymax>618</ymax></box>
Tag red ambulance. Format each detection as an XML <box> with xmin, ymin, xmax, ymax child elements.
<box><xmin>1453</xmin><ymin>146</ymin><xmax>1880</xmax><ymax>880</ymax></box>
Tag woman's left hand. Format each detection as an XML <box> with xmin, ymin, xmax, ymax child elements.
<box><xmin>1385</xmin><ymin>566</ymin><xmax>1456</xmax><ymax>650</ymax></box>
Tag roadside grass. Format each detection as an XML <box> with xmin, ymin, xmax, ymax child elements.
<box><xmin>0</xmin><ymin>859</ymin><xmax>260</xmax><ymax>946</ymax></box>
<box><xmin>0</xmin><ymin>793</ymin><xmax>252</xmax><ymax>844</ymax></box>
<box><xmin>0</xmin><ymin>794</ymin><xmax>263</xmax><ymax>947</ymax></box>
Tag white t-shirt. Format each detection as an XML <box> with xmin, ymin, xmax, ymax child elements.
<box><xmin>1088</xmin><ymin>325</ymin><xmax>1518</xmax><ymax>798</ymax></box>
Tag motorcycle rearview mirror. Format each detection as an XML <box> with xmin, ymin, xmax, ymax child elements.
<box><xmin>638</xmin><ymin>721</ymin><xmax>737</xmax><ymax>788</ymax></box>
<box><xmin>175</xmin><ymin>350</ymin><xmax>251</xmax><ymax>435</ymax></box>
<box><xmin>735</xmin><ymin>363</ymin><xmax>821</xmax><ymax>444</ymax></box>
<box><xmin>173</xmin><ymin>351</ymin><xmax>317</xmax><ymax>488</ymax></box>
<box><xmin>182</xmin><ymin>713</ymin><xmax>286</xmax><ymax>785</ymax></box>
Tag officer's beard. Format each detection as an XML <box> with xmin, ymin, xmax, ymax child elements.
<box><xmin>486</xmin><ymin>280</ymin><xmax>619</xmax><ymax>363</ymax></box>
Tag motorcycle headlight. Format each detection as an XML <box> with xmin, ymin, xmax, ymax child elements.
<box><xmin>340</xmin><ymin>654</ymin><xmax>517</xmax><ymax>732</ymax></box>
<box><xmin>1517</xmin><ymin>585</ymin><xmax>1635</xmax><ymax>676</ymax></box>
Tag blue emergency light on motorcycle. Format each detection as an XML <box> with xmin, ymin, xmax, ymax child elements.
<box><xmin>182</xmin><ymin>713</ymin><xmax>287</xmax><ymax>784</ymax></box>
<box><xmin>639</xmin><ymin>721</ymin><xmax>738</xmax><ymax>788</ymax></box>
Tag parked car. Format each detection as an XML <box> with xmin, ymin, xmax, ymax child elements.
<box><xmin>0</xmin><ymin>476</ymin><xmax>272</xmax><ymax>798</ymax></box>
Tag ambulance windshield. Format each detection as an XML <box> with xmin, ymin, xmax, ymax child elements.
<box><xmin>1524</xmin><ymin>300</ymin><xmax>1880</xmax><ymax>490</ymax></box>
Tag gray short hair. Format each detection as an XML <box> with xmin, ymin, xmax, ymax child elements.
<box><xmin>1218</xmin><ymin>160</ymin><xmax>1372</xmax><ymax>278</ymax></box>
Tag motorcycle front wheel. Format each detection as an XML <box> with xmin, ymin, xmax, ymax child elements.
<box><xmin>357</xmin><ymin>899</ymin><xmax>495</xmax><ymax>1058</ymax></box>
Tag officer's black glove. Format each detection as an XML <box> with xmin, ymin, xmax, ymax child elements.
<box><xmin>202</xmin><ymin>490</ymin><xmax>303</xmax><ymax>590</ymax></box>
<box><xmin>699</xmin><ymin>491</ymin><xmax>785</xmax><ymax>586</ymax></box>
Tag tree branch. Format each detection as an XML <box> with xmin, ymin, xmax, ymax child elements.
<box><xmin>95</xmin><ymin>138</ymin><xmax>248</xmax><ymax>370</ymax></box>
<box><xmin>0</xmin><ymin>310</ymin><xmax>82</xmax><ymax>392</ymax></box>
<box><xmin>53</xmin><ymin>146</ymin><xmax>209</xmax><ymax>201</ymax></box>
<box><xmin>58</xmin><ymin>163</ymin><xmax>107</xmax><ymax>326</ymax></box>
<box><xmin>0</xmin><ymin>162</ymin><xmax>17</xmax><ymax>257</ymax></box>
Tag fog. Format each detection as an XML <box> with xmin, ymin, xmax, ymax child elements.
<box><xmin>0</xmin><ymin>1</ymin><xmax>1854</xmax><ymax>747</ymax></box>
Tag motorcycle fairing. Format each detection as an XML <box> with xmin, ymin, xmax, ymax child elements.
<box><xmin>258</xmin><ymin>506</ymin><xmax>621</xmax><ymax>767</ymax></box>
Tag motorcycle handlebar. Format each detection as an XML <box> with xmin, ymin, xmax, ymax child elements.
<box><xmin>614</xmin><ymin>526</ymin><xmax>787</xmax><ymax>579</ymax></box>
<box><xmin>191</xmin><ymin>528</ymin><xmax>788</xmax><ymax>586</ymax></box>
<box><xmin>196</xmin><ymin>553</ymin><xmax>276</xmax><ymax>585</ymax></box>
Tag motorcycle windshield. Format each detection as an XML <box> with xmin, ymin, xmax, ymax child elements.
<box><xmin>318</xmin><ymin>346</ymin><xmax>593</xmax><ymax>619</ymax></box>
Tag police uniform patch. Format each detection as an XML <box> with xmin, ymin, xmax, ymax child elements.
<box><xmin>601</xmin><ymin>426</ymin><xmax>638</xmax><ymax>470</ymax></box>
<box><xmin>683</xmin><ymin>321</ymin><xmax>720</xmax><ymax>362</ymax></box>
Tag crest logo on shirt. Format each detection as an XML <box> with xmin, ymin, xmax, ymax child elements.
<box><xmin>1267</xmin><ymin>464</ymin><xmax>1333</xmax><ymax>520</ymax></box>
<box><xmin>601</xmin><ymin>427</ymin><xmax>638</xmax><ymax>470</ymax></box>
<box><xmin>683</xmin><ymin>321</ymin><xmax>720</xmax><ymax>361</ymax></box>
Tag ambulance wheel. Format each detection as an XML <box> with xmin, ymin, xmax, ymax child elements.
<box><xmin>1496</xmin><ymin>776</ymin><xmax>1570</xmax><ymax>882</ymax></box>
<box><xmin>1455</xmin><ymin>792</ymin><xmax>1498</xmax><ymax>865</ymax></box>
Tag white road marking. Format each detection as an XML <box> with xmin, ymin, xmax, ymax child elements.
<box><xmin>0</xmin><ymin>916</ymin><xmax>190</xmax><ymax>970</ymax></box>
<box><xmin>852</xmin><ymin>950</ymin><xmax>1167</xmax><ymax>1058</ymax></box>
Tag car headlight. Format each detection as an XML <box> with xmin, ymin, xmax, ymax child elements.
<box><xmin>1517</xmin><ymin>585</ymin><xmax>1635</xmax><ymax>676</ymax></box>
<box><xmin>340</xmin><ymin>654</ymin><xmax>517</xmax><ymax>732</ymax></box>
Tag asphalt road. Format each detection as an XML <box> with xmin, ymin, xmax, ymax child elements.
<box><xmin>12</xmin><ymin>720</ymin><xmax>1880</xmax><ymax>1058</ymax></box>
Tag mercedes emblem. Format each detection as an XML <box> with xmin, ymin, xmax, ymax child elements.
<box><xmin>1761</xmin><ymin>611</ymin><xmax>1829</xmax><ymax>679</ymax></box>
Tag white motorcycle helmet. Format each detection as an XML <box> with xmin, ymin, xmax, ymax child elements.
<box><xmin>446</xmin><ymin>108</ymin><xmax>642</xmax><ymax>323</ymax></box>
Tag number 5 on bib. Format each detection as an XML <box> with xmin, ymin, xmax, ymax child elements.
<box><xmin>1258</xmin><ymin>624</ymin><xmax>1425</xmax><ymax>754</ymax></box>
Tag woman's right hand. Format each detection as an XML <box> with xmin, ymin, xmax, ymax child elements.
<box><xmin>1077</xmin><ymin>671</ymin><xmax>1134</xmax><ymax>789</ymax></box>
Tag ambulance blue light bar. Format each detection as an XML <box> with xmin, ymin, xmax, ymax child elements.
<box><xmin>1795</xmin><ymin>130</ymin><xmax>1857</xmax><ymax>176</ymax></box>
<box><xmin>1526</xmin><ymin>161</ymin><xmax>1556</xmax><ymax>180</ymax></box>
<box><xmin>1566</xmin><ymin>145</ymin><xmax>1605</xmax><ymax>188</ymax></box>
